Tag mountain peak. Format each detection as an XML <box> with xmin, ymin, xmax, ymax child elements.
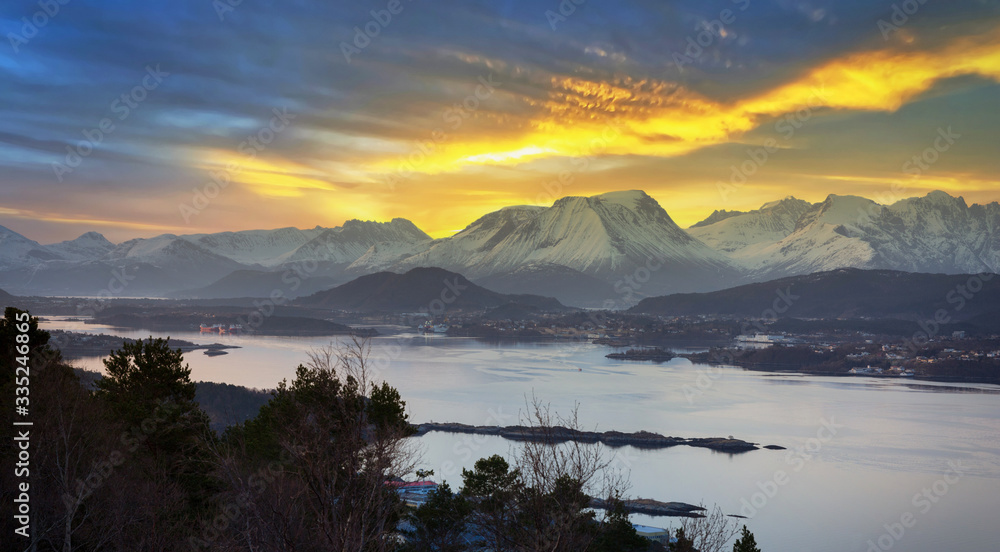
<box><xmin>72</xmin><ymin>231</ymin><xmax>113</xmax><ymax>245</ymax></box>
<box><xmin>690</xmin><ymin>209</ymin><xmax>746</xmax><ymax>228</ymax></box>
<box><xmin>796</xmin><ymin>194</ymin><xmax>880</xmax><ymax>231</ymax></box>
<box><xmin>919</xmin><ymin>190</ymin><xmax>967</xmax><ymax>208</ymax></box>
<box><xmin>593</xmin><ymin>189</ymin><xmax>651</xmax><ymax>204</ymax></box>
<box><xmin>760</xmin><ymin>196</ymin><xmax>805</xmax><ymax>210</ymax></box>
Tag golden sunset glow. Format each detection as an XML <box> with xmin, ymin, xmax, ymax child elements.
<box><xmin>366</xmin><ymin>27</ymin><xmax>1000</xmax><ymax>186</ymax></box>
<box><xmin>196</xmin><ymin>151</ymin><xmax>344</xmax><ymax>198</ymax></box>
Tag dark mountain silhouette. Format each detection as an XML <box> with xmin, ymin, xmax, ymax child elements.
<box><xmin>630</xmin><ymin>268</ymin><xmax>1000</xmax><ymax>321</ymax></box>
<box><xmin>297</xmin><ymin>267</ymin><xmax>567</xmax><ymax>312</ymax></box>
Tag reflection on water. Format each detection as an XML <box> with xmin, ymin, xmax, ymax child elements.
<box><xmin>39</xmin><ymin>317</ymin><xmax>1000</xmax><ymax>552</ymax></box>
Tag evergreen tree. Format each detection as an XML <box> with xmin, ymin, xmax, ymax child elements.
<box><xmin>0</xmin><ymin>306</ymin><xmax>57</xmax><ymax>387</ymax></box>
<box><xmin>670</xmin><ymin>527</ymin><xmax>696</xmax><ymax>552</ymax></box>
<box><xmin>592</xmin><ymin>498</ymin><xmax>649</xmax><ymax>552</ymax></box>
<box><xmin>96</xmin><ymin>336</ymin><xmax>200</xmax><ymax>424</ymax></box>
<box><xmin>733</xmin><ymin>525</ymin><xmax>762</xmax><ymax>552</ymax></box>
<box><xmin>402</xmin><ymin>482</ymin><xmax>473</xmax><ymax>551</ymax></box>
<box><xmin>94</xmin><ymin>337</ymin><xmax>215</xmax><ymax>511</ymax></box>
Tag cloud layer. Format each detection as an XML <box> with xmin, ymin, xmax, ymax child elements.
<box><xmin>1</xmin><ymin>0</ymin><xmax>998</xmax><ymax>241</ymax></box>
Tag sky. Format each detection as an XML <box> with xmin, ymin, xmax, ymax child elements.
<box><xmin>1</xmin><ymin>0</ymin><xmax>999</xmax><ymax>244</ymax></box>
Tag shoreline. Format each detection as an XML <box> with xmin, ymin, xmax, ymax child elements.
<box><xmin>676</xmin><ymin>353</ymin><xmax>1000</xmax><ymax>386</ymax></box>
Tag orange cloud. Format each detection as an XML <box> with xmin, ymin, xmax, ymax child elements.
<box><xmin>368</xmin><ymin>25</ymin><xmax>1000</xmax><ymax>179</ymax></box>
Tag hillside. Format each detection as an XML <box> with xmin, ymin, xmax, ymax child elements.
<box><xmin>297</xmin><ymin>267</ymin><xmax>566</xmax><ymax>312</ymax></box>
<box><xmin>630</xmin><ymin>268</ymin><xmax>1000</xmax><ymax>322</ymax></box>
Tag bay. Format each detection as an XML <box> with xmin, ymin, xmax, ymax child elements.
<box><xmin>42</xmin><ymin>317</ymin><xmax>1000</xmax><ymax>552</ymax></box>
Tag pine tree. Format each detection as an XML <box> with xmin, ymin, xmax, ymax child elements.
<box><xmin>592</xmin><ymin>498</ymin><xmax>649</xmax><ymax>552</ymax></box>
<box><xmin>402</xmin><ymin>482</ymin><xmax>472</xmax><ymax>552</ymax></box>
<box><xmin>733</xmin><ymin>525</ymin><xmax>762</xmax><ymax>552</ymax></box>
<box><xmin>669</xmin><ymin>527</ymin><xmax>696</xmax><ymax>551</ymax></box>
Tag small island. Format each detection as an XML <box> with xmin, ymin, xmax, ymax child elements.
<box><xmin>606</xmin><ymin>347</ymin><xmax>676</xmax><ymax>362</ymax></box>
<box><xmin>48</xmin><ymin>330</ymin><xmax>240</xmax><ymax>358</ymax></box>
<box><xmin>414</xmin><ymin>422</ymin><xmax>774</xmax><ymax>453</ymax></box>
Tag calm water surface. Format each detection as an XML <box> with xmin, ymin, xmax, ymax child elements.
<box><xmin>43</xmin><ymin>317</ymin><xmax>1000</xmax><ymax>552</ymax></box>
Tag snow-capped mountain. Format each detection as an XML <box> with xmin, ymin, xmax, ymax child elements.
<box><xmin>0</xmin><ymin>225</ymin><xmax>61</xmax><ymax>270</ymax></box>
<box><xmin>284</xmin><ymin>218</ymin><xmax>431</xmax><ymax>267</ymax></box>
<box><xmin>45</xmin><ymin>231</ymin><xmax>116</xmax><ymax>261</ymax></box>
<box><xmin>181</xmin><ymin>226</ymin><xmax>326</xmax><ymax>267</ymax></box>
<box><xmin>853</xmin><ymin>191</ymin><xmax>1000</xmax><ymax>274</ymax></box>
<box><xmin>688</xmin><ymin>197</ymin><xmax>813</xmax><ymax>254</ymax></box>
<box><xmin>96</xmin><ymin>235</ymin><xmax>251</xmax><ymax>292</ymax></box>
<box><xmin>480</xmin><ymin>191</ymin><xmax>733</xmax><ymax>279</ymax></box>
<box><xmin>347</xmin><ymin>240</ymin><xmax>433</xmax><ymax>274</ymax></box>
<box><xmin>369</xmin><ymin>205</ymin><xmax>545</xmax><ymax>274</ymax></box>
<box><xmin>174</xmin><ymin>219</ymin><xmax>434</xmax><ymax>298</ymax></box>
<box><xmin>3</xmin><ymin>189</ymin><xmax>998</xmax><ymax>302</ymax></box>
<box><xmin>393</xmin><ymin>190</ymin><xmax>741</xmax><ymax>297</ymax></box>
<box><xmin>691</xmin><ymin>191</ymin><xmax>1000</xmax><ymax>279</ymax></box>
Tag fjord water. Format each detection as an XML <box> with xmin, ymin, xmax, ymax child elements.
<box><xmin>46</xmin><ymin>318</ymin><xmax>1000</xmax><ymax>552</ymax></box>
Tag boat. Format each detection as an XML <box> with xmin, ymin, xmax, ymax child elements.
<box><xmin>419</xmin><ymin>323</ymin><xmax>449</xmax><ymax>334</ymax></box>
<box><xmin>203</xmin><ymin>349</ymin><xmax>228</xmax><ymax>356</ymax></box>
<box><xmin>199</xmin><ymin>323</ymin><xmax>242</xmax><ymax>335</ymax></box>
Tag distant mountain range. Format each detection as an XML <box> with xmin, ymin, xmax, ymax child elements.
<box><xmin>690</xmin><ymin>192</ymin><xmax>1000</xmax><ymax>279</ymax></box>
<box><xmin>2</xmin><ymin>190</ymin><xmax>998</xmax><ymax>307</ymax></box>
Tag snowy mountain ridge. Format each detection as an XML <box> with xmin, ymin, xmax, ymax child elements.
<box><xmin>1</xmin><ymin>189</ymin><xmax>997</xmax><ymax>300</ymax></box>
